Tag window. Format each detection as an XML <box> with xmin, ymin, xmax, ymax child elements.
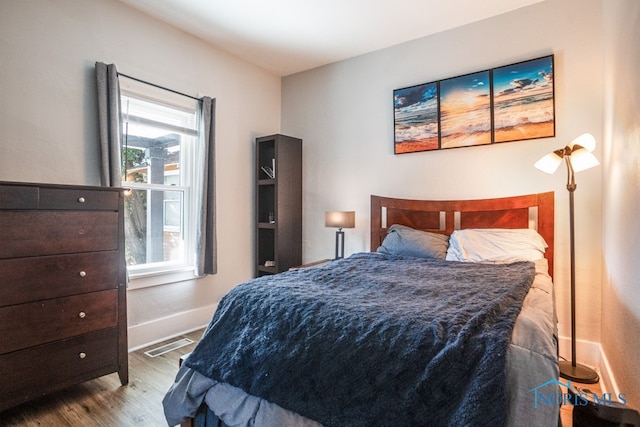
<box><xmin>120</xmin><ymin>79</ymin><xmax>200</xmax><ymax>281</ymax></box>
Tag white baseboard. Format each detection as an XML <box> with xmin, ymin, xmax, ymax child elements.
<box><xmin>127</xmin><ymin>304</ymin><xmax>217</xmax><ymax>352</ymax></box>
<box><xmin>558</xmin><ymin>335</ymin><xmax>618</xmax><ymax>395</ymax></box>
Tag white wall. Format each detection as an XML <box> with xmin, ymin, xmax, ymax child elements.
<box><xmin>601</xmin><ymin>0</ymin><xmax>640</xmax><ymax>408</ymax></box>
<box><xmin>0</xmin><ymin>0</ymin><xmax>281</xmax><ymax>348</ymax></box>
<box><xmin>283</xmin><ymin>0</ymin><xmax>604</xmax><ymax>354</ymax></box>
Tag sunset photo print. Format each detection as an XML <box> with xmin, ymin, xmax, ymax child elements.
<box><xmin>439</xmin><ymin>71</ymin><xmax>491</xmax><ymax>149</ymax></box>
<box><xmin>492</xmin><ymin>55</ymin><xmax>555</xmax><ymax>143</ymax></box>
<box><xmin>393</xmin><ymin>82</ymin><xmax>439</xmax><ymax>154</ymax></box>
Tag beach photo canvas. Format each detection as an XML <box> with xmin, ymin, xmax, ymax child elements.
<box><xmin>392</xmin><ymin>54</ymin><xmax>555</xmax><ymax>154</ymax></box>
<box><xmin>393</xmin><ymin>82</ymin><xmax>439</xmax><ymax>154</ymax></box>
<box><xmin>492</xmin><ymin>55</ymin><xmax>555</xmax><ymax>143</ymax></box>
<box><xmin>439</xmin><ymin>71</ymin><xmax>491</xmax><ymax>149</ymax></box>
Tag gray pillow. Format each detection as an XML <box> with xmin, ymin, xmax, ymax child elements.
<box><xmin>376</xmin><ymin>224</ymin><xmax>449</xmax><ymax>260</ymax></box>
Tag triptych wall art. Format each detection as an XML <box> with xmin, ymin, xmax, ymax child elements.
<box><xmin>393</xmin><ymin>55</ymin><xmax>555</xmax><ymax>154</ymax></box>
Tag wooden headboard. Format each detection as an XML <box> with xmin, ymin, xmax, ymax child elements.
<box><xmin>370</xmin><ymin>192</ymin><xmax>554</xmax><ymax>278</ymax></box>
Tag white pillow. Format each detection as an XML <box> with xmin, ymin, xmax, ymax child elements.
<box><xmin>445</xmin><ymin>228</ymin><xmax>548</xmax><ymax>263</ymax></box>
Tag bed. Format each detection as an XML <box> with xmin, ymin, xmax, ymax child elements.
<box><xmin>163</xmin><ymin>192</ymin><xmax>559</xmax><ymax>427</ymax></box>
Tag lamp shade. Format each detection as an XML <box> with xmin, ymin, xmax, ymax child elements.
<box><xmin>570</xmin><ymin>147</ymin><xmax>600</xmax><ymax>172</ymax></box>
<box><xmin>534</xmin><ymin>133</ymin><xmax>599</xmax><ymax>175</ymax></box>
<box><xmin>534</xmin><ymin>151</ymin><xmax>563</xmax><ymax>174</ymax></box>
<box><xmin>325</xmin><ymin>211</ymin><xmax>355</xmax><ymax>229</ymax></box>
<box><xmin>568</xmin><ymin>133</ymin><xmax>596</xmax><ymax>152</ymax></box>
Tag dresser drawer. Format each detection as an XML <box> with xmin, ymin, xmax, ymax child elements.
<box><xmin>39</xmin><ymin>187</ymin><xmax>119</xmax><ymax>210</ymax></box>
<box><xmin>0</xmin><ymin>211</ymin><xmax>118</xmax><ymax>259</ymax></box>
<box><xmin>0</xmin><ymin>328</ymin><xmax>118</xmax><ymax>404</ymax></box>
<box><xmin>0</xmin><ymin>252</ymin><xmax>120</xmax><ymax>307</ymax></box>
<box><xmin>0</xmin><ymin>290</ymin><xmax>118</xmax><ymax>354</ymax></box>
<box><xmin>0</xmin><ymin>184</ymin><xmax>39</xmax><ymax>209</ymax></box>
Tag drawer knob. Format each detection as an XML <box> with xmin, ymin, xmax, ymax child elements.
<box><xmin>78</xmin><ymin>197</ymin><xmax>86</xmax><ymax>203</ymax></box>
<box><xmin>79</xmin><ymin>271</ymin><xmax>87</xmax><ymax>277</ymax></box>
<box><xmin>79</xmin><ymin>352</ymin><xmax>87</xmax><ymax>359</ymax></box>
<box><xmin>78</xmin><ymin>311</ymin><xmax>86</xmax><ymax>319</ymax></box>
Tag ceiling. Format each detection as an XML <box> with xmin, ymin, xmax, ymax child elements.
<box><xmin>117</xmin><ymin>0</ymin><xmax>545</xmax><ymax>76</ymax></box>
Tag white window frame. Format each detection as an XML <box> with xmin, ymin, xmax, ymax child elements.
<box><xmin>119</xmin><ymin>78</ymin><xmax>200</xmax><ymax>288</ymax></box>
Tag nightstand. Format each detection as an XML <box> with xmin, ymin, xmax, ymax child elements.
<box><xmin>289</xmin><ymin>259</ymin><xmax>332</xmax><ymax>270</ymax></box>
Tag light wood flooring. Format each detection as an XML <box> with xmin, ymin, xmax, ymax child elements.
<box><xmin>0</xmin><ymin>328</ymin><xmax>601</xmax><ymax>426</ymax></box>
<box><xmin>0</xmin><ymin>329</ymin><xmax>203</xmax><ymax>427</ymax></box>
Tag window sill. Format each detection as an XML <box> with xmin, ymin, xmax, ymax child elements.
<box><xmin>127</xmin><ymin>267</ymin><xmax>201</xmax><ymax>290</ymax></box>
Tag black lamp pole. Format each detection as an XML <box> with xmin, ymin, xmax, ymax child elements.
<box><xmin>335</xmin><ymin>228</ymin><xmax>345</xmax><ymax>259</ymax></box>
<box><xmin>559</xmin><ymin>152</ymin><xmax>599</xmax><ymax>384</ymax></box>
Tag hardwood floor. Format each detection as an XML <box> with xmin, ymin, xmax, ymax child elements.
<box><xmin>0</xmin><ymin>329</ymin><xmax>204</xmax><ymax>427</ymax></box>
<box><xmin>0</xmin><ymin>329</ymin><xmax>602</xmax><ymax>426</ymax></box>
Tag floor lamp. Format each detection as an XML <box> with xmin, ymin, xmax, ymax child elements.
<box><xmin>325</xmin><ymin>211</ymin><xmax>355</xmax><ymax>259</ymax></box>
<box><xmin>534</xmin><ymin>133</ymin><xmax>600</xmax><ymax>384</ymax></box>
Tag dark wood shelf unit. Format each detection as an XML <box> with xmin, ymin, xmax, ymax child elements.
<box><xmin>255</xmin><ymin>134</ymin><xmax>302</xmax><ymax>277</ymax></box>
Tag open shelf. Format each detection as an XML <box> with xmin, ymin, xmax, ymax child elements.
<box><xmin>254</xmin><ymin>134</ymin><xmax>302</xmax><ymax>277</ymax></box>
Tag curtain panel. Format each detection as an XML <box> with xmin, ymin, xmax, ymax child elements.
<box><xmin>95</xmin><ymin>62</ymin><xmax>123</xmax><ymax>187</ymax></box>
<box><xmin>196</xmin><ymin>97</ymin><xmax>217</xmax><ymax>276</ymax></box>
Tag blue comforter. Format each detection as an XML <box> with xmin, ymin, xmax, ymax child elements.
<box><xmin>186</xmin><ymin>253</ymin><xmax>534</xmax><ymax>426</ymax></box>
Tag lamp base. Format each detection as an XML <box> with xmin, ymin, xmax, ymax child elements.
<box><xmin>334</xmin><ymin>230</ymin><xmax>345</xmax><ymax>259</ymax></box>
<box><xmin>559</xmin><ymin>360</ymin><xmax>599</xmax><ymax>384</ymax></box>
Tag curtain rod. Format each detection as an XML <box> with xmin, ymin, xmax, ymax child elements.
<box><xmin>117</xmin><ymin>72</ymin><xmax>202</xmax><ymax>101</ymax></box>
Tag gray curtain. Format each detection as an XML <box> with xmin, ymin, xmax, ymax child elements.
<box><xmin>196</xmin><ymin>97</ymin><xmax>217</xmax><ymax>276</ymax></box>
<box><xmin>95</xmin><ymin>62</ymin><xmax>122</xmax><ymax>187</ymax></box>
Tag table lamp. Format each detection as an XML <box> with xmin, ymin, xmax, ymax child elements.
<box><xmin>325</xmin><ymin>211</ymin><xmax>355</xmax><ymax>259</ymax></box>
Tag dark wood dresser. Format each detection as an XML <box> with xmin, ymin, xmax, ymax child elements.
<box><xmin>0</xmin><ymin>181</ymin><xmax>128</xmax><ymax>411</ymax></box>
